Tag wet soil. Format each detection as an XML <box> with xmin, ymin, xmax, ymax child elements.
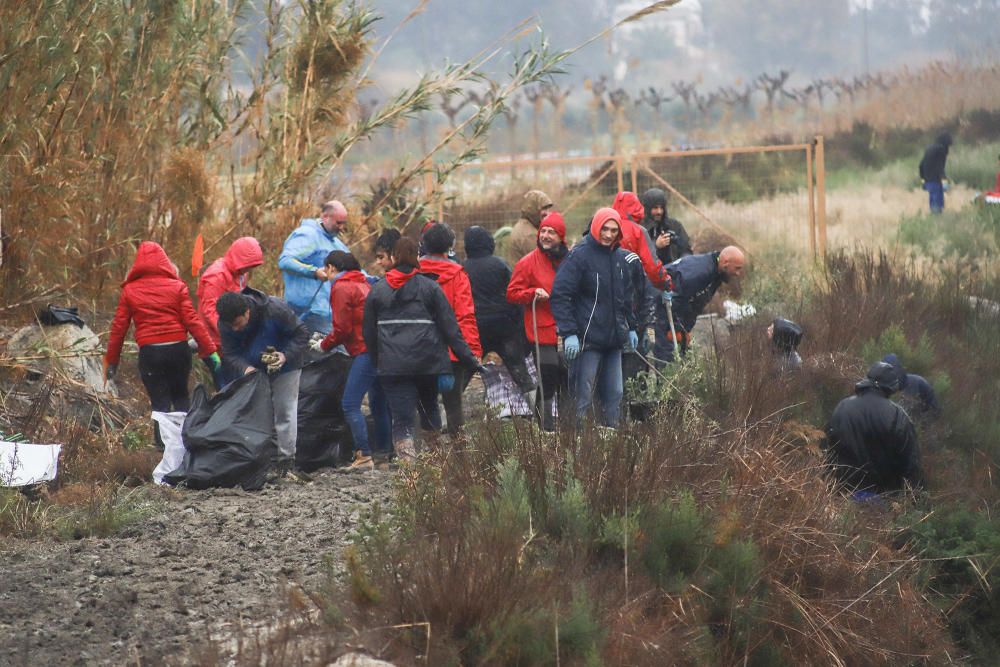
<box><xmin>0</xmin><ymin>468</ymin><xmax>394</xmax><ymax>666</ymax></box>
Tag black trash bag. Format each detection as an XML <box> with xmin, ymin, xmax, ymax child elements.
<box><xmin>164</xmin><ymin>372</ymin><xmax>277</xmax><ymax>491</ymax></box>
<box><xmin>296</xmin><ymin>352</ymin><xmax>355</xmax><ymax>472</ymax></box>
<box><xmin>37</xmin><ymin>305</ymin><xmax>85</xmax><ymax>328</ymax></box>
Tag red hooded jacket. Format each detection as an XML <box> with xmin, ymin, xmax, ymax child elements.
<box><xmin>419</xmin><ymin>257</ymin><xmax>482</xmax><ymax>359</ymax></box>
<box><xmin>506</xmin><ymin>211</ymin><xmax>566</xmax><ymax>345</ymax></box>
<box><xmin>105</xmin><ymin>242</ymin><xmax>216</xmax><ymax>366</ymax></box>
<box><xmin>197</xmin><ymin>237</ymin><xmax>264</xmax><ymax>346</ymax></box>
<box><xmin>612</xmin><ymin>191</ymin><xmax>671</xmax><ymax>290</ymax></box>
<box><xmin>319</xmin><ymin>270</ymin><xmax>369</xmax><ymax>356</ymax></box>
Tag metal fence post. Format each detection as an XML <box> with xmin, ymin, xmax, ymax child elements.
<box><xmin>815</xmin><ymin>135</ymin><xmax>827</xmax><ymax>259</ymax></box>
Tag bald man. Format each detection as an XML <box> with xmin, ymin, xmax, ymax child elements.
<box><xmin>656</xmin><ymin>245</ymin><xmax>746</xmax><ymax>363</ymax></box>
<box><xmin>278</xmin><ymin>200</ymin><xmax>352</xmax><ymax>335</ymax></box>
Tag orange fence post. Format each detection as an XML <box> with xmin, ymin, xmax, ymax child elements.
<box><xmin>630</xmin><ymin>156</ymin><xmax>637</xmax><ymax>194</ymax></box>
<box><xmin>615</xmin><ymin>158</ymin><xmax>624</xmax><ymax>194</ymax></box>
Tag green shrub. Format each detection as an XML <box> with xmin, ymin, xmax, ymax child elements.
<box><xmin>859</xmin><ymin>323</ymin><xmax>935</xmax><ymax>377</ymax></box>
<box><xmin>903</xmin><ymin>507</ymin><xmax>1000</xmax><ymax>656</ymax></box>
<box><xmin>640</xmin><ymin>492</ymin><xmax>709</xmax><ymax>592</ymax></box>
<box><xmin>544</xmin><ymin>472</ymin><xmax>593</xmax><ymax>545</ymax></box>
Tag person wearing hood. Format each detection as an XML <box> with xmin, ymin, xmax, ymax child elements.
<box><xmin>198</xmin><ymin>236</ymin><xmax>264</xmax><ymax>348</ymax></box>
<box><xmin>363</xmin><ymin>238</ymin><xmax>480</xmax><ymax>459</ymax></box>
<box><xmin>316</xmin><ymin>250</ymin><xmax>392</xmax><ymax>469</ymax></box>
<box><xmin>881</xmin><ymin>353</ymin><xmax>940</xmax><ymax>417</ymax></box>
<box><xmin>105</xmin><ymin>242</ymin><xmax>219</xmax><ymax>412</ymax></box>
<box><xmin>216</xmin><ymin>287</ymin><xmax>310</xmax><ymax>467</ymax></box>
<box><xmin>278</xmin><ymin>200</ymin><xmax>351</xmax><ymax>334</ymax></box>
<box><xmin>463</xmin><ymin>225</ymin><xmax>535</xmax><ymax>402</ymax></box>
<box><xmin>507</xmin><ymin>189</ymin><xmax>554</xmax><ymax>264</ymax></box>
<box><xmin>507</xmin><ymin>211</ymin><xmax>569</xmax><ymax>430</ymax></box>
<box><xmin>419</xmin><ymin>223</ymin><xmax>482</xmax><ymax>433</ymax></box>
<box><xmin>919</xmin><ymin>133</ymin><xmax>952</xmax><ymax>214</ymax></box>
<box><xmin>610</xmin><ymin>191</ymin><xmax>672</xmax><ymax>290</ymax></box>
<box><xmin>768</xmin><ymin>318</ymin><xmax>803</xmax><ymax>372</ymax></box>
<box><xmin>823</xmin><ymin>361</ymin><xmax>923</xmax><ymax>493</ymax></box>
<box><xmin>550</xmin><ymin>208</ymin><xmax>637</xmax><ymax>428</ymax></box>
<box><xmin>640</xmin><ymin>188</ymin><xmax>692</xmax><ymax>265</ymax></box>
<box><xmin>659</xmin><ymin>246</ymin><xmax>746</xmax><ymax>364</ymax></box>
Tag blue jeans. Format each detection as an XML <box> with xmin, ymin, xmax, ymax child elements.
<box><xmin>572</xmin><ymin>347</ymin><xmax>623</xmax><ymax>427</ymax></box>
<box><xmin>380</xmin><ymin>375</ymin><xmax>441</xmax><ymax>444</ymax></box>
<box><xmin>924</xmin><ymin>181</ymin><xmax>944</xmax><ymax>214</ymax></box>
<box><xmin>341</xmin><ymin>353</ymin><xmax>391</xmax><ymax>456</ymax></box>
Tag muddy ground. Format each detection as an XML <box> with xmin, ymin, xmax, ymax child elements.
<box><xmin>0</xmin><ymin>468</ymin><xmax>395</xmax><ymax>666</ymax></box>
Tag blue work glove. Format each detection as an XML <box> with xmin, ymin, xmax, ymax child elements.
<box><xmin>563</xmin><ymin>335</ymin><xmax>580</xmax><ymax>361</ymax></box>
<box><xmin>626</xmin><ymin>330</ymin><xmax>638</xmax><ymax>352</ymax></box>
<box><xmin>437</xmin><ymin>373</ymin><xmax>455</xmax><ymax>393</ymax></box>
<box><xmin>662</xmin><ymin>290</ymin><xmax>674</xmax><ymax>305</ymax></box>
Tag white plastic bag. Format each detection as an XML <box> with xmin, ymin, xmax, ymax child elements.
<box><xmin>152</xmin><ymin>411</ymin><xmax>187</xmax><ymax>485</ymax></box>
<box><xmin>0</xmin><ymin>441</ymin><xmax>62</xmax><ymax>486</ymax></box>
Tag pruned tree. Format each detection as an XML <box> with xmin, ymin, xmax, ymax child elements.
<box><xmin>755</xmin><ymin>69</ymin><xmax>792</xmax><ymax>123</ymax></box>
<box><xmin>541</xmin><ymin>82</ymin><xmax>573</xmax><ymax>154</ymax></box>
<box><xmin>524</xmin><ymin>84</ymin><xmax>545</xmax><ymax>158</ymax></box>
<box><xmin>671</xmin><ymin>80</ymin><xmax>698</xmax><ymax>128</ymax></box>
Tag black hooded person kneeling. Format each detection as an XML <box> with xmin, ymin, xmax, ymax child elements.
<box><xmin>822</xmin><ymin>361</ymin><xmax>924</xmax><ymax>494</ymax></box>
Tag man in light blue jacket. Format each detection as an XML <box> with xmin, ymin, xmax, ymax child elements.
<box><xmin>278</xmin><ymin>200</ymin><xmax>351</xmax><ymax>334</ymax></box>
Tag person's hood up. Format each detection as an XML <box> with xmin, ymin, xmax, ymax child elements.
<box><xmin>589</xmin><ymin>208</ymin><xmax>622</xmax><ymax>248</ymax></box>
<box><xmin>538</xmin><ymin>211</ymin><xmax>567</xmax><ymax>241</ymax></box>
<box><xmin>464</xmin><ymin>225</ymin><xmax>495</xmax><ymax>259</ymax></box>
<box><xmin>612</xmin><ymin>191</ymin><xmax>644</xmax><ymax>225</ymax></box>
<box><xmin>420</xmin><ymin>257</ymin><xmax>464</xmax><ymax>285</ymax></box>
<box><xmin>223</xmin><ymin>237</ymin><xmax>264</xmax><ymax>274</ymax></box>
<box><xmin>521</xmin><ymin>190</ymin><xmax>553</xmax><ymax>227</ymax></box>
<box><xmin>386</xmin><ymin>267</ymin><xmax>418</xmax><ymax>289</ymax></box>
<box><xmin>123</xmin><ymin>242</ymin><xmax>177</xmax><ymax>284</ymax></box>
<box><xmin>881</xmin><ymin>353</ymin><xmax>910</xmax><ymax>390</ymax></box>
<box><xmin>936</xmin><ymin>133</ymin><xmax>952</xmax><ymax>148</ymax></box>
<box><xmin>771</xmin><ymin>318</ymin><xmax>803</xmax><ymax>353</ymax></box>
<box><xmin>855</xmin><ymin>361</ymin><xmax>902</xmax><ymax>396</ymax></box>
<box><xmin>640</xmin><ymin>188</ymin><xmax>668</xmax><ymax>223</ymax></box>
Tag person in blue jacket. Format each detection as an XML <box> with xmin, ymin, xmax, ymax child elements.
<box><xmin>217</xmin><ymin>288</ymin><xmax>310</xmax><ymax>468</ymax></box>
<box><xmin>658</xmin><ymin>246</ymin><xmax>746</xmax><ymax>363</ymax></box>
<box><xmin>278</xmin><ymin>200</ymin><xmax>351</xmax><ymax>334</ymax></box>
<box><xmin>550</xmin><ymin>207</ymin><xmax>637</xmax><ymax>428</ymax></box>
<box><xmin>882</xmin><ymin>353</ymin><xmax>940</xmax><ymax>417</ymax></box>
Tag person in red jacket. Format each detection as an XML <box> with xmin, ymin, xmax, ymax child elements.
<box><xmin>611</xmin><ymin>191</ymin><xmax>671</xmax><ymax>290</ymax></box>
<box><xmin>507</xmin><ymin>211</ymin><xmax>568</xmax><ymax>430</ymax></box>
<box><xmin>419</xmin><ymin>223</ymin><xmax>482</xmax><ymax>433</ymax></box>
<box><xmin>104</xmin><ymin>242</ymin><xmax>218</xmax><ymax>412</ymax></box>
<box><xmin>316</xmin><ymin>250</ymin><xmax>391</xmax><ymax>468</ymax></box>
<box><xmin>197</xmin><ymin>237</ymin><xmax>264</xmax><ymax>347</ymax></box>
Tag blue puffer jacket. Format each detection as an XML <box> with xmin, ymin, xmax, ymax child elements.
<box><xmin>550</xmin><ymin>209</ymin><xmax>633</xmax><ymax>352</ymax></box>
<box><xmin>667</xmin><ymin>251</ymin><xmax>723</xmax><ymax>332</ymax></box>
<box><xmin>278</xmin><ymin>218</ymin><xmax>350</xmax><ymax>320</ymax></box>
<box><xmin>219</xmin><ymin>287</ymin><xmax>310</xmax><ymax>379</ymax></box>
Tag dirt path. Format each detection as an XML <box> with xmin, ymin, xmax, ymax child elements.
<box><xmin>0</xmin><ymin>468</ymin><xmax>394</xmax><ymax>666</ymax></box>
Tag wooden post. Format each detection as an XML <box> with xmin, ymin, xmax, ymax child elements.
<box><xmin>814</xmin><ymin>135</ymin><xmax>827</xmax><ymax>258</ymax></box>
<box><xmin>630</xmin><ymin>156</ymin><xmax>637</xmax><ymax>194</ymax></box>
<box><xmin>806</xmin><ymin>143</ymin><xmax>816</xmax><ymax>258</ymax></box>
<box><xmin>615</xmin><ymin>158</ymin><xmax>624</xmax><ymax>194</ymax></box>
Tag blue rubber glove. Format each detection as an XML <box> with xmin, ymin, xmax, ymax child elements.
<box><xmin>662</xmin><ymin>290</ymin><xmax>674</xmax><ymax>305</ymax></box>
<box><xmin>563</xmin><ymin>335</ymin><xmax>580</xmax><ymax>361</ymax></box>
<box><xmin>437</xmin><ymin>373</ymin><xmax>455</xmax><ymax>393</ymax></box>
<box><xmin>627</xmin><ymin>330</ymin><xmax>638</xmax><ymax>352</ymax></box>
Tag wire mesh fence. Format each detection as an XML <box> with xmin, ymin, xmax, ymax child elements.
<box><xmin>432</xmin><ymin>139</ymin><xmax>825</xmax><ymax>259</ymax></box>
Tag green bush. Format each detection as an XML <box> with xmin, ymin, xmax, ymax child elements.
<box><xmin>898</xmin><ymin>204</ymin><xmax>1000</xmax><ymax>259</ymax></box>
<box><xmin>903</xmin><ymin>507</ymin><xmax>1000</xmax><ymax>657</ymax></box>
<box><xmin>859</xmin><ymin>323</ymin><xmax>936</xmax><ymax>378</ymax></box>
<box><xmin>640</xmin><ymin>492</ymin><xmax>709</xmax><ymax>592</ymax></box>
<box><xmin>544</xmin><ymin>472</ymin><xmax>593</xmax><ymax>545</ymax></box>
